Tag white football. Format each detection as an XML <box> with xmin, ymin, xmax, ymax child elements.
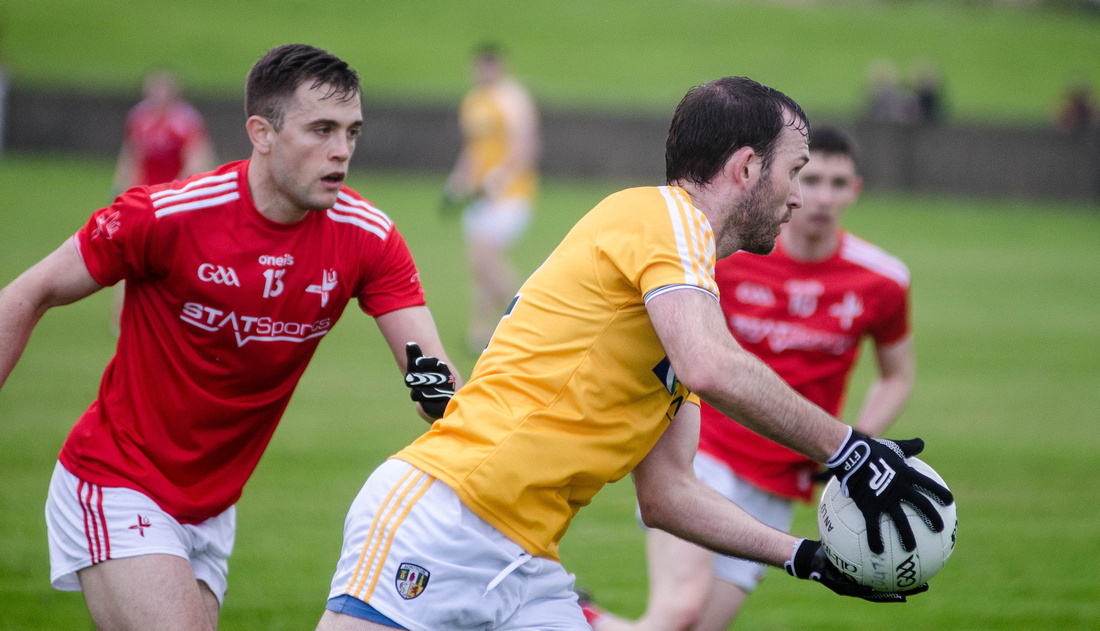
<box><xmin>817</xmin><ymin>456</ymin><xmax>957</xmax><ymax>592</ymax></box>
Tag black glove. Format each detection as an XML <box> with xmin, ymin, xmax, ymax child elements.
<box><xmin>785</xmin><ymin>539</ymin><xmax>927</xmax><ymax>603</ymax></box>
<box><xmin>825</xmin><ymin>429</ymin><xmax>954</xmax><ymax>554</ymax></box>
<box><xmin>403</xmin><ymin>343</ymin><xmax>456</xmax><ymax>419</ymax></box>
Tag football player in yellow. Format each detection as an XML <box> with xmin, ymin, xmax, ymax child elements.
<box><xmin>318</xmin><ymin>77</ymin><xmax>953</xmax><ymax>631</ymax></box>
<box><xmin>444</xmin><ymin>43</ymin><xmax>541</xmax><ymax>352</ymax></box>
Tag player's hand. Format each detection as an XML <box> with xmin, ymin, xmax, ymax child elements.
<box><xmin>825</xmin><ymin>429</ymin><xmax>954</xmax><ymax>554</ymax></box>
<box><xmin>404</xmin><ymin>343</ymin><xmax>456</xmax><ymax>419</ymax></box>
<box><xmin>785</xmin><ymin>539</ymin><xmax>928</xmax><ymax>603</ymax></box>
<box><xmin>439</xmin><ymin>189</ymin><xmax>470</xmax><ymax>217</ymax></box>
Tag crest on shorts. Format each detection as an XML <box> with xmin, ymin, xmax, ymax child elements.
<box><xmin>395</xmin><ymin>562</ymin><xmax>430</xmax><ymax>600</ymax></box>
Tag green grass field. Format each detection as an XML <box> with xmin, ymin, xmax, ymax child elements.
<box><xmin>4</xmin><ymin>0</ymin><xmax>1100</xmax><ymax>122</ymax></box>
<box><xmin>0</xmin><ymin>154</ymin><xmax>1098</xmax><ymax>629</ymax></box>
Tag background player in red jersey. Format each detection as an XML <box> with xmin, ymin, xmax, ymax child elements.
<box><xmin>586</xmin><ymin>126</ymin><xmax>917</xmax><ymax>630</ymax></box>
<box><xmin>109</xmin><ymin>70</ymin><xmax>216</xmax><ymax>332</ymax></box>
<box><xmin>0</xmin><ymin>44</ymin><xmax>460</xmax><ymax>631</ymax></box>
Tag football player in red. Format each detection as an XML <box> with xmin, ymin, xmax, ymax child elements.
<box><xmin>0</xmin><ymin>44</ymin><xmax>460</xmax><ymax>631</ymax></box>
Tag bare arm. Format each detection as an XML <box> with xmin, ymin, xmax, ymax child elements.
<box><xmin>180</xmin><ymin>134</ymin><xmax>216</xmax><ymax>179</ymax></box>
<box><xmin>853</xmin><ymin>335</ymin><xmax>915</xmax><ymax>437</ymax></box>
<box><xmin>632</xmin><ymin>401</ymin><xmax>799</xmax><ymax>567</ymax></box>
<box><xmin>645</xmin><ymin>287</ymin><xmax>848</xmax><ymax>463</ymax></box>
<box><xmin>112</xmin><ymin>142</ymin><xmax>136</xmax><ymax>195</ymax></box>
<box><xmin>0</xmin><ymin>239</ymin><xmax>104</xmax><ymax>389</ymax></box>
<box><xmin>374</xmin><ymin>306</ymin><xmax>464</xmax><ymax>421</ymax></box>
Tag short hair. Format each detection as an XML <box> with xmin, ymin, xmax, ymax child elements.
<box><xmin>665</xmin><ymin>77</ymin><xmax>808</xmax><ymax>186</ymax></box>
<box><xmin>809</xmin><ymin>125</ymin><xmax>859</xmax><ymax>167</ymax></box>
<box><xmin>474</xmin><ymin>42</ymin><xmax>503</xmax><ymax>62</ymax></box>
<box><xmin>245</xmin><ymin>44</ymin><xmax>360</xmax><ymax>131</ymax></box>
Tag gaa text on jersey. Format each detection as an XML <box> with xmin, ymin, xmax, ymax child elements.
<box><xmin>197</xmin><ymin>264</ymin><xmax>241</xmax><ymax>287</ymax></box>
<box><xmin>180</xmin><ymin>301</ymin><xmax>332</xmax><ymax>347</ymax></box>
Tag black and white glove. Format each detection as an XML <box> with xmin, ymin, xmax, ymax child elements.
<box><xmin>403</xmin><ymin>343</ymin><xmax>456</xmax><ymax>419</ymax></box>
<box><xmin>825</xmin><ymin>428</ymin><xmax>954</xmax><ymax>554</ymax></box>
<box><xmin>785</xmin><ymin>539</ymin><xmax>927</xmax><ymax>603</ymax></box>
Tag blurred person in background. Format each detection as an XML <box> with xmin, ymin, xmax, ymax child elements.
<box><xmin>863</xmin><ymin>58</ymin><xmax>917</xmax><ymax>125</ymax></box>
<box><xmin>109</xmin><ymin>70</ymin><xmax>216</xmax><ymax>332</ymax></box>
<box><xmin>584</xmin><ymin>126</ymin><xmax>917</xmax><ymax>631</ymax></box>
<box><xmin>1054</xmin><ymin>78</ymin><xmax>1099</xmax><ymax>134</ymax></box>
<box><xmin>0</xmin><ymin>44</ymin><xmax>461</xmax><ymax>631</ymax></box>
<box><xmin>442</xmin><ymin>43</ymin><xmax>541</xmax><ymax>353</ymax></box>
<box><xmin>910</xmin><ymin>59</ymin><xmax>945</xmax><ymax>124</ymax></box>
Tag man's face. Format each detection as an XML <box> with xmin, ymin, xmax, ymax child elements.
<box><xmin>729</xmin><ymin>121</ymin><xmax>809</xmax><ymax>255</ymax></box>
<box><xmin>787</xmin><ymin>151</ymin><xmax>861</xmax><ymax>240</ymax></box>
<box><xmin>266</xmin><ymin>81</ymin><xmax>363</xmax><ymax>213</ymax></box>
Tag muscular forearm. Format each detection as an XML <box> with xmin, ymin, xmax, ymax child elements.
<box><xmin>0</xmin><ymin>281</ymin><xmax>48</xmax><ymax>389</ymax></box>
<box><xmin>639</xmin><ymin>473</ymin><xmax>799</xmax><ymax>567</ymax></box>
<box><xmin>0</xmin><ymin>240</ymin><xmax>104</xmax><ymax>389</ymax></box>
<box><xmin>696</xmin><ymin>351</ymin><xmax>849</xmax><ymax>463</ymax></box>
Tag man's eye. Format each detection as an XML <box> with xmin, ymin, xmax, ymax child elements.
<box><xmin>349</xmin><ymin>128</ymin><xmax>362</xmax><ymax>138</ymax></box>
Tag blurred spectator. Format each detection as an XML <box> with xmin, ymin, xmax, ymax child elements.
<box><xmin>0</xmin><ymin>23</ymin><xmax>8</xmax><ymax>158</ymax></box>
<box><xmin>110</xmin><ymin>70</ymin><xmax>215</xmax><ymax>332</ymax></box>
<box><xmin>1053</xmin><ymin>79</ymin><xmax>1099</xmax><ymax>134</ymax></box>
<box><xmin>911</xmin><ymin>58</ymin><xmax>945</xmax><ymax>124</ymax></box>
<box><xmin>443</xmin><ymin>43</ymin><xmax>541</xmax><ymax>353</ymax></box>
<box><xmin>112</xmin><ymin>70</ymin><xmax>214</xmax><ymax>193</ymax></box>
<box><xmin>863</xmin><ymin>58</ymin><xmax>917</xmax><ymax>124</ymax></box>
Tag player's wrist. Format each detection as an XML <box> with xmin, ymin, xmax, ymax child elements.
<box><xmin>825</xmin><ymin>425</ymin><xmax>856</xmax><ymax>468</ymax></box>
<box><xmin>784</xmin><ymin>538</ymin><xmax>818</xmax><ymax>580</ymax></box>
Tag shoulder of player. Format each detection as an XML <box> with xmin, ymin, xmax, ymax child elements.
<box><xmin>494</xmin><ymin>80</ymin><xmax>536</xmax><ymax>109</ymax></box>
<box><xmin>837</xmin><ymin>232</ymin><xmax>910</xmax><ymax>289</ymax></box>
<box><xmin>143</xmin><ymin>162</ymin><xmax>245</xmax><ymax>221</ymax></box>
<box><xmin>323</xmin><ymin>187</ymin><xmax>397</xmax><ymax>241</ymax></box>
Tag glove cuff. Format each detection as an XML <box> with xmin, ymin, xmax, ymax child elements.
<box><xmin>784</xmin><ymin>539</ymin><xmax>820</xmax><ymax>580</ymax></box>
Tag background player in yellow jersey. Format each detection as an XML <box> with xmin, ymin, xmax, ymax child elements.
<box><xmin>318</xmin><ymin>77</ymin><xmax>953</xmax><ymax>631</ymax></box>
<box><xmin>443</xmin><ymin>43</ymin><xmax>541</xmax><ymax>352</ymax></box>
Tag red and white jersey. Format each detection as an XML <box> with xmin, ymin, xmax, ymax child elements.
<box><xmin>698</xmin><ymin>231</ymin><xmax>910</xmax><ymax>501</ymax></box>
<box><xmin>62</xmin><ymin>160</ymin><xmax>426</xmax><ymax>523</ymax></box>
<box><xmin>124</xmin><ymin>100</ymin><xmax>208</xmax><ymax>186</ymax></box>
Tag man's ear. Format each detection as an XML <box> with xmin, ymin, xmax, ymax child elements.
<box><xmin>246</xmin><ymin>116</ymin><xmax>275</xmax><ymax>155</ymax></box>
<box><xmin>724</xmin><ymin>146</ymin><xmax>759</xmax><ymax>191</ymax></box>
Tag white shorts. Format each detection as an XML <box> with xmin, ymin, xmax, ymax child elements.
<box><xmin>693</xmin><ymin>452</ymin><xmax>794</xmax><ymax>592</ymax></box>
<box><xmin>45</xmin><ymin>461</ymin><xmax>235</xmax><ymax>604</ymax></box>
<box><xmin>462</xmin><ymin>197</ymin><xmax>532</xmax><ymax>247</ymax></box>
<box><xmin>328</xmin><ymin>459</ymin><xmax>589</xmax><ymax>630</ymax></box>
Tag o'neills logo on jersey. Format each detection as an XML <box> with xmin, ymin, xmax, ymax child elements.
<box><xmin>180</xmin><ymin>302</ymin><xmax>332</xmax><ymax>347</ymax></box>
<box><xmin>258</xmin><ymin>254</ymin><xmax>295</xmax><ymax>266</ymax></box>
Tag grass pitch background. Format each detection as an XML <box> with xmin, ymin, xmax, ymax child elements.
<box><xmin>3</xmin><ymin>0</ymin><xmax>1100</xmax><ymax>122</ymax></box>
<box><xmin>2</xmin><ymin>0</ymin><xmax>1100</xmax><ymax>628</ymax></box>
<box><xmin>1</xmin><ymin>156</ymin><xmax>1098</xmax><ymax>629</ymax></box>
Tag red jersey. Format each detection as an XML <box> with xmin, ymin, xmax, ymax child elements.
<box><xmin>698</xmin><ymin>232</ymin><xmax>910</xmax><ymax>502</ymax></box>
<box><xmin>62</xmin><ymin>160</ymin><xmax>426</xmax><ymax>523</ymax></box>
<box><xmin>124</xmin><ymin>99</ymin><xmax>208</xmax><ymax>186</ymax></box>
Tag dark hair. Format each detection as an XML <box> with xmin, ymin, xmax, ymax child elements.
<box><xmin>809</xmin><ymin>125</ymin><xmax>859</xmax><ymax>167</ymax></box>
<box><xmin>665</xmin><ymin>77</ymin><xmax>808</xmax><ymax>186</ymax></box>
<box><xmin>474</xmin><ymin>42</ymin><xmax>502</xmax><ymax>62</ymax></box>
<box><xmin>245</xmin><ymin>44</ymin><xmax>360</xmax><ymax>131</ymax></box>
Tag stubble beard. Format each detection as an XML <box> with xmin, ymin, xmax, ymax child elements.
<box><xmin>732</xmin><ymin>175</ymin><xmax>785</xmax><ymax>256</ymax></box>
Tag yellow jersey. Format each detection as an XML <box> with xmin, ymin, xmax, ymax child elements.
<box><xmin>459</xmin><ymin>79</ymin><xmax>538</xmax><ymax>200</ymax></box>
<box><xmin>396</xmin><ymin>186</ymin><xmax>717</xmax><ymax>560</ymax></box>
